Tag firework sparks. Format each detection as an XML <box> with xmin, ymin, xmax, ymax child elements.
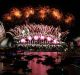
<box><xmin>3</xmin><ymin>14</ymin><xmax>12</xmax><ymax>21</ymax></box>
<box><xmin>7</xmin><ymin>22</ymin><xmax>69</xmax><ymax>50</ymax></box>
<box><xmin>51</xmin><ymin>8</ymin><xmax>63</xmax><ymax>20</ymax></box>
<box><xmin>2</xmin><ymin>6</ymin><xmax>75</xmax><ymax>24</ymax></box>
<box><xmin>28</xmin><ymin>8</ymin><xmax>34</xmax><ymax>15</ymax></box>
<box><xmin>64</xmin><ymin>14</ymin><xmax>74</xmax><ymax>24</ymax></box>
<box><xmin>39</xmin><ymin>7</ymin><xmax>49</xmax><ymax>20</ymax></box>
<box><xmin>9</xmin><ymin>22</ymin><xmax>68</xmax><ymax>40</ymax></box>
<box><xmin>10</xmin><ymin>8</ymin><xmax>22</xmax><ymax>18</ymax></box>
<box><xmin>23</xmin><ymin>7</ymin><xmax>34</xmax><ymax>18</ymax></box>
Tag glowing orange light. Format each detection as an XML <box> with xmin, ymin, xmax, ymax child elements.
<box><xmin>51</xmin><ymin>8</ymin><xmax>62</xmax><ymax>20</ymax></box>
<box><xmin>24</xmin><ymin>12</ymin><xmax>30</xmax><ymax>18</ymax></box>
<box><xmin>10</xmin><ymin>8</ymin><xmax>21</xmax><ymax>18</ymax></box>
<box><xmin>39</xmin><ymin>9</ymin><xmax>46</xmax><ymax>14</ymax></box>
<box><xmin>3</xmin><ymin>6</ymin><xmax>75</xmax><ymax>24</ymax></box>
<box><xmin>39</xmin><ymin>7</ymin><xmax>48</xmax><ymax>20</ymax></box>
<box><xmin>28</xmin><ymin>8</ymin><xmax>34</xmax><ymax>15</ymax></box>
<box><xmin>3</xmin><ymin>14</ymin><xmax>12</xmax><ymax>21</ymax></box>
<box><xmin>23</xmin><ymin>7</ymin><xmax>34</xmax><ymax>18</ymax></box>
<box><xmin>40</xmin><ymin>14</ymin><xmax>46</xmax><ymax>20</ymax></box>
<box><xmin>24</xmin><ymin>11</ymin><xmax>30</xmax><ymax>18</ymax></box>
<box><xmin>65</xmin><ymin>14</ymin><xmax>74</xmax><ymax>24</ymax></box>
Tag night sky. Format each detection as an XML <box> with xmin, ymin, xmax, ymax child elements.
<box><xmin>0</xmin><ymin>0</ymin><xmax>80</xmax><ymax>41</ymax></box>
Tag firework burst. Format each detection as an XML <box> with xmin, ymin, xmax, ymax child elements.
<box><xmin>51</xmin><ymin>8</ymin><xmax>63</xmax><ymax>21</ymax></box>
<box><xmin>8</xmin><ymin>22</ymin><xmax>68</xmax><ymax>40</ymax></box>
<box><xmin>64</xmin><ymin>14</ymin><xmax>74</xmax><ymax>25</ymax></box>
<box><xmin>38</xmin><ymin>7</ymin><xmax>49</xmax><ymax>20</ymax></box>
<box><xmin>2</xmin><ymin>7</ymin><xmax>75</xmax><ymax>26</ymax></box>
<box><xmin>23</xmin><ymin>7</ymin><xmax>35</xmax><ymax>18</ymax></box>
<box><xmin>10</xmin><ymin>8</ymin><xmax>22</xmax><ymax>18</ymax></box>
<box><xmin>3</xmin><ymin>13</ymin><xmax>12</xmax><ymax>21</ymax></box>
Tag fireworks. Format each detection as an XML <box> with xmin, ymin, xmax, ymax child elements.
<box><xmin>9</xmin><ymin>22</ymin><xmax>68</xmax><ymax>40</ymax></box>
<box><xmin>2</xmin><ymin>7</ymin><xmax>75</xmax><ymax>25</ymax></box>
<box><xmin>23</xmin><ymin>7</ymin><xmax>34</xmax><ymax>18</ymax></box>
<box><xmin>9</xmin><ymin>23</ymin><xmax>56</xmax><ymax>36</ymax></box>
<box><xmin>10</xmin><ymin>8</ymin><xmax>22</xmax><ymax>18</ymax></box>
<box><xmin>38</xmin><ymin>7</ymin><xmax>49</xmax><ymax>20</ymax></box>
<box><xmin>51</xmin><ymin>8</ymin><xmax>63</xmax><ymax>20</ymax></box>
<box><xmin>3</xmin><ymin>14</ymin><xmax>12</xmax><ymax>21</ymax></box>
<box><xmin>5</xmin><ymin>22</ymin><xmax>68</xmax><ymax>50</ymax></box>
<box><xmin>64</xmin><ymin>14</ymin><xmax>74</xmax><ymax>24</ymax></box>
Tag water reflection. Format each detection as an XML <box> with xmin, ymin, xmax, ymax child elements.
<box><xmin>17</xmin><ymin>52</ymin><xmax>62</xmax><ymax>75</ymax></box>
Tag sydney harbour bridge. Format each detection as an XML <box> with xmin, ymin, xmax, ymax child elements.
<box><xmin>0</xmin><ymin>21</ymin><xmax>68</xmax><ymax>51</ymax></box>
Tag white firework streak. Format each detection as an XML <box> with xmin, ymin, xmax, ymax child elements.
<box><xmin>9</xmin><ymin>22</ymin><xmax>68</xmax><ymax>39</ymax></box>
